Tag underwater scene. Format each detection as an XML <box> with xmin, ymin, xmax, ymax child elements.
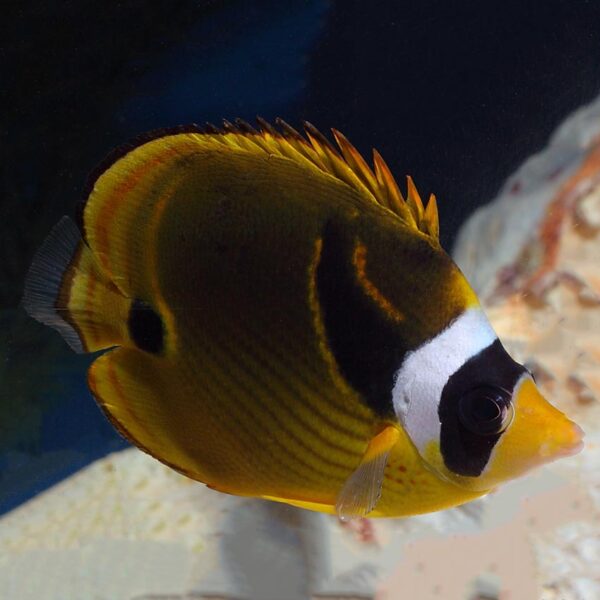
<box><xmin>2</xmin><ymin>2</ymin><xmax>600</xmax><ymax>599</ymax></box>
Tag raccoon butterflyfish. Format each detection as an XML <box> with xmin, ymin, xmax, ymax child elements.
<box><xmin>23</xmin><ymin>118</ymin><xmax>584</xmax><ymax>520</ymax></box>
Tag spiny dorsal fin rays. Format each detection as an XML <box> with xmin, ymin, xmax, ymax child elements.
<box><xmin>233</xmin><ymin>118</ymin><xmax>259</xmax><ymax>135</ymax></box>
<box><xmin>246</xmin><ymin>118</ymin><xmax>325</xmax><ymax>172</ymax></box>
<box><xmin>275</xmin><ymin>118</ymin><xmax>330</xmax><ymax>170</ymax></box>
<box><xmin>372</xmin><ymin>150</ymin><xmax>416</xmax><ymax>226</ymax></box>
<box><xmin>301</xmin><ymin>122</ymin><xmax>384</xmax><ymax>204</ymax></box>
<box><xmin>423</xmin><ymin>193</ymin><xmax>439</xmax><ymax>240</ymax></box>
<box><xmin>195</xmin><ymin>118</ymin><xmax>439</xmax><ymax>241</ymax></box>
<box><xmin>327</xmin><ymin>128</ymin><xmax>434</xmax><ymax>240</ymax></box>
<box><xmin>274</xmin><ymin>118</ymin><xmax>383</xmax><ymax>208</ymax></box>
<box><xmin>331</xmin><ymin>129</ymin><xmax>382</xmax><ymax>200</ymax></box>
<box><xmin>331</xmin><ymin>130</ymin><xmax>396</xmax><ymax>215</ymax></box>
<box><xmin>372</xmin><ymin>149</ymin><xmax>399</xmax><ymax>210</ymax></box>
<box><xmin>303</xmin><ymin>121</ymin><xmax>347</xmax><ymax>175</ymax></box>
<box><xmin>406</xmin><ymin>175</ymin><xmax>425</xmax><ymax>225</ymax></box>
<box><xmin>255</xmin><ymin>117</ymin><xmax>331</xmax><ymax>172</ymax></box>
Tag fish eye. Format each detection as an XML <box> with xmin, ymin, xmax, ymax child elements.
<box><xmin>457</xmin><ymin>386</ymin><xmax>514</xmax><ymax>436</ymax></box>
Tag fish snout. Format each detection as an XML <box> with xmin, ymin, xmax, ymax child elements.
<box><xmin>470</xmin><ymin>377</ymin><xmax>585</xmax><ymax>490</ymax></box>
<box><xmin>546</xmin><ymin>421</ymin><xmax>585</xmax><ymax>459</ymax></box>
<box><xmin>506</xmin><ymin>377</ymin><xmax>585</xmax><ymax>468</ymax></box>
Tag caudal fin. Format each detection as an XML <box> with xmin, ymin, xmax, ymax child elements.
<box><xmin>22</xmin><ymin>216</ymin><xmax>129</xmax><ymax>353</ymax></box>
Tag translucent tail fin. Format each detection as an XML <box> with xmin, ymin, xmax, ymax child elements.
<box><xmin>22</xmin><ymin>217</ymin><xmax>129</xmax><ymax>353</ymax></box>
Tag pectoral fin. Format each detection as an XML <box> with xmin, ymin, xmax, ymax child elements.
<box><xmin>335</xmin><ymin>425</ymin><xmax>400</xmax><ymax>521</ymax></box>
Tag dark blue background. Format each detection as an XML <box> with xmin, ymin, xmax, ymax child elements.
<box><xmin>2</xmin><ymin>0</ymin><xmax>600</xmax><ymax>515</ymax></box>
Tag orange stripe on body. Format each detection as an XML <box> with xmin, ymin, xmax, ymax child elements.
<box><xmin>105</xmin><ymin>356</ymin><xmax>144</xmax><ymax>434</ymax></box>
<box><xmin>308</xmin><ymin>238</ymin><xmax>357</xmax><ymax>395</ymax></box>
<box><xmin>91</xmin><ymin>353</ymin><xmax>198</xmax><ymax>481</ymax></box>
<box><xmin>84</xmin><ymin>259</ymin><xmax>98</xmax><ymax>349</ymax></box>
<box><xmin>90</xmin><ymin>147</ymin><xmax>181</xmax><ymax>278</ymax></box>
<box><xmin>352</xmin><ymin>242</ymin><xmax>404</xmax><ymax>323</ymax></box>
<box><xmin>145</xmin><ymin>172</ymin><xmax>187</xmax><ymax>354</ymax></box>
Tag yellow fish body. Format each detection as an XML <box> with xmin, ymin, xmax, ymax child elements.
<box><xmin>23</xmin><ymin>119</ymin><xmax>584</xmax><ymax>519</ymax></box>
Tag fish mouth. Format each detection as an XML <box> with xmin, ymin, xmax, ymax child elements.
<box><xmin>562</xmin><ymin>440</ymin><xmax>585</xmax><ymax>457</ymax></box>
<box><xmin>462</xmin><ymin>379</ymin><xmax>587</xmax><ymax>491</ymax></box>
<box><xmin>556</xmin><ymin>423</ymin><xmax>585</xmax><ymax>458</ymax></box>
<box><xmin>538</xmin><ymin>420</ymin><xmax>585</xmax><ymax>461</ymax></box>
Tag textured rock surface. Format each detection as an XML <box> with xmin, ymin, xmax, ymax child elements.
<box><xmin>2</xmin><ymin>97</ymin><xmax>600</xmax><ymax>599</ymax></box>
<box><xmin>382</xmin><ymin>94</ymin><xmax>600</xmax><ymax>599</ymax></box>
<box><xmin>453</xmin><ymin>113</ymin><xmax>600</xmax><ymax>600</ymax></box>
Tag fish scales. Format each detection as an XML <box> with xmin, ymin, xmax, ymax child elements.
<box><xmin>146</xmin><ymin>149</ymin><xmax>376</xmax><ymax>499</ymax></box>
<box><xmin>23</xmin><ymin>121</ymin><xmax>584</xmax><ymax>518</ymax></box>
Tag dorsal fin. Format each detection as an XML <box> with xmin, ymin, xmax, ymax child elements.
<box><xmin>79</xmin><ymin>119</ymin><xmax>439</xmax><ymax>241</ymax></box>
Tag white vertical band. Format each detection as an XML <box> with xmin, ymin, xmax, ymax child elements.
<box><xmin>392</xmin><ymin>308</ymin><xmax>497</xmax><ymax>454</ymax></box>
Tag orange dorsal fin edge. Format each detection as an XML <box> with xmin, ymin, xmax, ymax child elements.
<box><xmin>78</xmin><ymin>118</ymin><xmax>439</xmax><ymax>241</ymax></box>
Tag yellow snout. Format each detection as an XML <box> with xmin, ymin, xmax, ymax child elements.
<box><xmin>472</xmin><ymin>376</ymin><xmax>584</xmax><ymax>491</ymax></box>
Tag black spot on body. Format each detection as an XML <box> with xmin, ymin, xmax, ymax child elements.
<box><xmin>438</xmin><ymin>339</ymin><xmax>526</xmax><ymax>477</ymax></box>
<box><xmin>128</xmin><ymin>299</ymin><xmax>164</xmax><ymax>354</ymax></box>
<box><xmin>315</xmin><ymin>221</ymin><xmax>407</xmax><ymax>418</ymax></box>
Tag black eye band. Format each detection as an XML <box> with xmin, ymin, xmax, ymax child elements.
<box><xmin>438</xmin><ymin>339</ymin><xmax>526</xmax><ymax>477</ymax></box>
<box><xmin>458</xmin><ymin>386</ymin><xmax>514</xmax><ymax>436</ymax></box>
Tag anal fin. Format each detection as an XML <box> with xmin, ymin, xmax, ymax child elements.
<box><xmin>335</xmin><ymin>425</ymin><xmax>399</xmax><ymax>521</ymax></box>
